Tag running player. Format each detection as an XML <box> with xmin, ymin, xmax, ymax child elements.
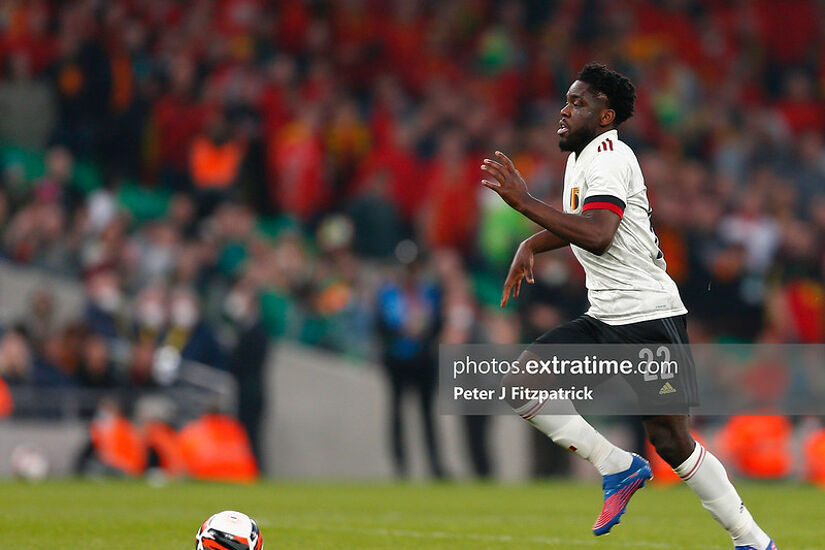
<box><xmin>480</xmin><ymin>63</ymin><xmax>776</xmax><ymax>550</ymax></box>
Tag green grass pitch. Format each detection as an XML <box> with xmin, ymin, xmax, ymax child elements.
<box><xmin>0</xmin><ymin>480</ymin><xmax>821</xmax><ymax>549</ymax></box>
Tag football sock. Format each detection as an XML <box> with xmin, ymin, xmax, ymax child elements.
<box><xmin>674</xmin><ymin>442</ymin><xmax>771</xmax><ymax>548</ymax></box>
<box><xmin>514</xmin><ymin>400</ymin><xmax>633</xmax><ymax>476</ymax></box>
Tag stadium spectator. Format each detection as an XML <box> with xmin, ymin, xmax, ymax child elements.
<box><xmin>420</xmin><ymin>129</ymin><xmax>479</xmax><ymax>254</ymax></box>
<box><xmin>267</xmin><ymin>102</ymin><xmax>327</xmax><ymax>223</ymax></box>
<box><xmin>375</xmin><ymin>256</ymin><xmax>445</xmax><ymax>478</ymax></box>
<box><xmin>143</xmin><ymin>417</ymin><xmax>186</xmax><ymax>479</ymax></box>
<box><xmin>346</xmin><ymin>170</ymin><xmax>405</xmax><ymax>258</ymax></box>
<box><xmin>77</xmin><ymin>333</ymin><xmax>118</xmax><ymax>388</ymax></box>
<box><xmin>436</xmin><ymin>250</ymin><xmax>494</xmax><ymax>477</ymax></box>
<box><xmin>223</xmin><ymin>279</ymin><xmax>271</xmax><ymax>469</ymax></box>
<box><xmin>178</xmin><ymin>410</ymin><xmax>259</xmax><ymax>483</ymax></box>
<box><xmin>804</xmin><ymin>429</ymin><xmax>825</xmax><ymax>487</ymax></box>
<box><xmin>353</xmin><ymin>121</ymin><xmax>420</xmax><ymax>226</ymax></box>
<box><xmin>716</xmin><ymin>416</ymin><xmax>794</xmax><ymax>479</ymax></box>
<box><xmin>189</xmin><ymin>112</ymin><xmax>247</xmax><ymax>217</ymax></box>
<box><xmin>149</xmin><ymin>55</ymin><xmax>211</xmax><ymax>191</ymax></box>
<box><xmin>22</xmin><ymin>289</ymin><xmax>57</xmax><ymax>355</ymax></box>
<box><xmin>83</xmin><ymin>269</ymin><xmax>125</xmax><ymax>342</ymax></box>
<box><xmin>76</xmin><ymin>398</ymin><xmax>147</xmax><ymax>477</ymax></box>
<box><xmin>0</xmin><ymin>375</ymin><xmax>13</xmax><ymax>417</ymax></box>
<box><xmin>161</xmin><ymin>287</ymin><xmax>225</xmax><ymax>370</ymax></box>
<box><xmin>326</xmin><ymin>97</ymin><xmax>371</xmax><ymax>201</ymax></box>
<box><xmin>49</xmin><ymin>13</ymin><xmax>111</xmax><ymax>160</ymax></box>
<box><xmin>0</xmin><ymin>51</ymin><xmax>56</xmax><ymax>150</ymax></box>
<box><xmin>0</xmin><ymin>327</ymin><xmax>33</xmax><ymax>384</ymax></box>
<box><xmin>34</xmin><ymin>322</ymin><xmax>86</xmax><ymax>388</ymax></box>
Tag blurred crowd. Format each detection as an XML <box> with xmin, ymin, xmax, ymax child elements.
<box><xmin>0</xmin><ymin>0</ymin><xmax>824</xmax><ymax>477</ymax></box>
<box><xmin>0</xmin><ymin>0</ymin><xmax>822</xmax><ymax>371</ymax></box>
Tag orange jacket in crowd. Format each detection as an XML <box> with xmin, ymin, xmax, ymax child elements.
<box><xmin>804</xmin><ymin>429</ymin><xmax>825</xmax><ymax>486</ymax></box>
<box><xmin>89</xmin><ymin>412</ymin><xmax>256</xmax><ymax>481</ymax></box>
<box><xmin>144</xmin><ymin>420</ymin><xmax>186</xmax><ymax>477</ymax></box>
<box><xmin>189</xmin><ymin>135</ymin><xmax>245</xmax><ymax>189</ymax></box>
<box><xmin>178</xmin><ymin>413</ymin><xmax>258</xmax><ymax>483</ymax></box>
<box><xmin>716</xmin><ymin>415</ymin><xmax>793</xmax><ymax>479</ymax></box>
<box><xmin>0</xmin><ymin>377</ymin><xmax>13</xmax><ymax>418</ymax></box>
<box><xmin>89</xmin><ymin>413</ymin><xmax>147</xmax><ymax>476</ymax></box>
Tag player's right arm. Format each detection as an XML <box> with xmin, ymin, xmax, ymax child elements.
<box><xmin>500</xmin><ymin>231</ymin><xmax>568</xmax><ymax>307</ymax></box>
<box><xmin>524</xmin><ymin>229</ymin><xmax>569</xmax><ymax>254</ymax></box>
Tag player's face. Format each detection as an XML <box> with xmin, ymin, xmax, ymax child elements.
<box><xmin>558</xmin><ymin>80</ymin><xmax>605</xmax><ymax>153</ymax></box>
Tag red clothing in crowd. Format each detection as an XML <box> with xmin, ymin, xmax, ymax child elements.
<box><xmin>754</xmin><ymin>0</ymin><xmax>819</xmax><ymax>65</ymax></box>
<box><xmin>378</xmin><ymin>13</ymin><xmax>426</xmax><ymax>75</ymax></box>
<box><xmin>422</xmin><ymin>157</ymin><xmax>479</xmax><ymax>252</ymax></box>
<box><xmin>268</xmin><ymin>118</ymin><xmax>327</xmax><ymax>221</ymax></box>
<box><xmin>259</xmin><ymin>83</ymin><xmax>291</xmax><ymax>141</ymax></box>
<box><xmin>151</xmin><ymin>94</ymin><xmax>212</xmax><ymax>173</ymax></box>
<box><xmin>355</xmin><ymin>144</ymin><xmax>419</xmax><ymax>221</ymax></box>
<box><xmin>0</xmin><ymin>1</ymin><xmax>57</xmax><ymax>75</ymax></box>
<box><xmin>633</xmin><ymin>3</ymin><xmax>705</xmax><ymax>67</ymax></box>
<box><xmin>775</xmin><ymin>99</ymin><xmax>825</xmax><ymax>135</ymax></box>
<box><xmin>277</xmin><ymin>2</ymin><xmax>312</xmax><ymax>53</ymax></box>
<box><xmin>216</xmin><ymin>0</ymin><xmax>263</xmax><ymax>37</ymax></box>
<box><xmin>783</xmin><ymin>280</ymin><xmax>825</xmax><ymax>343</ymax></box>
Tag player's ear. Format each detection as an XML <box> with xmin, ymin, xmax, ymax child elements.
<box><xmin>600</xmin><ymin>108</ymin><xmax>616</xmax><ymax>128</ymax></box>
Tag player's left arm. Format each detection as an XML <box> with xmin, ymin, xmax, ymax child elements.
<box><xmin>481</xmin><ymin>151</ymin><xmax>620</xmax><ymax>255</ymax></box>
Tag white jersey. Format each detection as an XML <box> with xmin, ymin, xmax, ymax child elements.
<box><xmin>562</xmin><ymin>129</ymin><xmax>687</xmax><ymax>325</ymax></box>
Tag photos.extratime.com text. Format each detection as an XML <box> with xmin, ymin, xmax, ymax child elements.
<box><xmin>451</xmin><ymin>350</ymin><xmax>679</xmax><ymax>380</ymax></box>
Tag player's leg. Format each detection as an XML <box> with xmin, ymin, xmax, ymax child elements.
<box><xmin>503</xmin><ymin>316</ymin><xmax>634</xmax><ymax>476</ymax></box>
<box><xmin>633</xmin><ymin>316</ymin><xmax>775</xmax><ymax>549</ymax></box>
<box><xmin>641</xmin><ymin>414</ymin><xmax>694</xmax><ymax>465</ymax></box>
<box><xmin>511</xmin><ymin>389</ymin><xmax>636</xmax><ymax>477</ymax></box>
<box><xmin>644</xmin><ymin>415</ymin><xmax>776</xmax><ymax>550</ymax></box>
<box><xmin>503</xmin><ymin>316</ymin><xmax>651</xmax><ymax>536</ymax></box>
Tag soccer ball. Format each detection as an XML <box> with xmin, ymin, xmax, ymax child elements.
<box><xmin>10</xmin><ymin>443</ymin><xmax>49</xmax><ymax>481</ymax></box>
<box><xmin>195</xmin><ymin>510</ymin><xmax>263</xmax><ymax>550</ymax></box>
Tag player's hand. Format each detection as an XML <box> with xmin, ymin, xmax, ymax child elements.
<box><xmin>481</xmin><ymin>151</ymin><xmax>531</xmax><ymax>211</ymax></box>
<box><xmin>501</xmin><ymin>240</ymin><xmax>535</xmax><ymax>308</ymax></box>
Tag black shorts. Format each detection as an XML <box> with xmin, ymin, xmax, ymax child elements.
<box><xmin>529</xmin><ymin>314</ymin><xmax>698</xmax><ymax>414</ymax></box>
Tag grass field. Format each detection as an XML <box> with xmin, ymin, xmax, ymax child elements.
<box><xmin>0</xmin><ymin>480</ymin><xmax>821</xmax><ymax>549</ymax></box>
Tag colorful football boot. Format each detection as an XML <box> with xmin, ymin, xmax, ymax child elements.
<box><xmin>592</xmin><ymin>453</ymin><xmax>653</xmax><ymax>536</ymax></box>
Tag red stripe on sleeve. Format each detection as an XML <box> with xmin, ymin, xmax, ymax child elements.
<box><xmin>582</xmin><ymin>201</ymin><xmax>624</xmax><ymax>218</ymax></box>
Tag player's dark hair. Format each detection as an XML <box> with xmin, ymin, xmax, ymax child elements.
<box><xmin>576</xmin><ymin>63</ymin><xmax>636</xmax><ymax>126</ymax></box>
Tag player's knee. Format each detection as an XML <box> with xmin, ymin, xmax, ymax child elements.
<box><xmin>500</xmin><ymin>350</ymin><xmax>540</xmax><ymax>410</ymax></box>
<box><xmin>644</xmin><ymin>416</ymin><xmax>694</xmax><ymax>466</ymax></box>
<box><xmin>502</xmin><ymin>349</ymin><xmax>571</xmax><ymax>414</ymax></box>
<box><xmin>500</xmin><ymin>371</ymin><xmax>526</xmax><ymax>409</ymax></box>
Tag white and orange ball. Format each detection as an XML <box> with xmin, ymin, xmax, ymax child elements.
<box><xmin>195</xmin><ymin>510</ymin><xmax>263</xmax><ymax>550</ymax></box>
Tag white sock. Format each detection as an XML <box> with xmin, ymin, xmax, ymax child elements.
<box><xmin>514</xmin><ymin>399</ymin><xmax>633</xmax><ymax>476</ymax></box>
<box><xmin>675</xmin><ymin>442</ymin><xmax>771</xmax><ymax>548</ymax></box>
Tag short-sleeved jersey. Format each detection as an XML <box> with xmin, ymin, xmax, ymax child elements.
<box><xmin>562</xmin><ymin>129</ymin><xmax>687</xmax><ymax>325</ymax></box>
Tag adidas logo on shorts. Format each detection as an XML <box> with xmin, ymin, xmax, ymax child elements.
<box><xmin>659</xmin><ymin>382</ymin><xmax>677</xmax><ymax>395</ymax></box>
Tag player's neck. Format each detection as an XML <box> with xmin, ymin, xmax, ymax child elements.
<box><xmin>574</xmin><ymin>127</ymin><xmax>616</xmax><ymax>157</ymax></box>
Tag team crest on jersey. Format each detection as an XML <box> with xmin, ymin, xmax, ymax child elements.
<box><xmin>570</xmin><ymin>187</ymin><xmax>580</xmax><ymax>210</ymax></box>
